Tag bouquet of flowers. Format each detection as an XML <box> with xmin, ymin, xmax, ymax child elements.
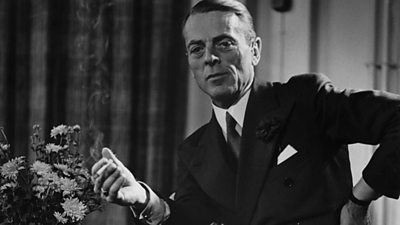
<box><xmin>0</xmin><ymin>125</ymin><xmax>104</xmax><ymax>225</ymax></box>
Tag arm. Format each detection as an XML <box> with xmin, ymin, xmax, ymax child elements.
<box><xmin>92</xmin><ymin>147</ymin><xmax>214</xmax><ymax>225</ymax></box>
<box><xmin>91</xmin><ymin>148</ymin><xmax>170</xmax><ymax>225</ymax></box>
<box><xmin>352</xmin><ymin>177</ymin><xmax>381</xmax><ymax>203</ymax></box>
<box><xmin>296</xmin><ymin>74</ymin><xmax>400</xmax><ymax>223</ymax></box>
<box><xmin>298</xmin><ymin>74</ymin><xmax>400</xmax><ymax>198</ymax></box>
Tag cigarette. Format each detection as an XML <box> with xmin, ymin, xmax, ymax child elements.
<box><xmin>96</xmin><ymin>160</ymin><xmax>112</xmax><ymax>177</ymax></box>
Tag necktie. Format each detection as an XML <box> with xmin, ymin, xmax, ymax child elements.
<box><xmin>226</xmin><ymin>112</ymin><xmax>241</xmax><ymax>159</ymax></box>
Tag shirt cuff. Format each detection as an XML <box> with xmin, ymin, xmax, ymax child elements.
<box><xmin>130</xmin><ymin>181</ymin><xmax>171</xmax><ymax>225</ymax></box>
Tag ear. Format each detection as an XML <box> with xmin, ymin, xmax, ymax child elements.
<box><xmin>251</xmin><ymin>37</ymin><xmax>262</xmax><ymax>66</ymax></box>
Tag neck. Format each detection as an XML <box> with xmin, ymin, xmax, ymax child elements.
<box><xmin>212</xmin><ymin>91</ymin><xmax>244</xmax><ymax>109</ymax></box>
<box><xmin>213</xmin><ymin>80</ymin><xmax>254</xmax><ymax>109</ymax></box>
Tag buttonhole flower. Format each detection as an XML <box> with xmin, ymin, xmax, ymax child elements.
<box><xmin>255</xmin><ymin>118</ymin><xmax>281</xmax><ymax>142</ymax></box>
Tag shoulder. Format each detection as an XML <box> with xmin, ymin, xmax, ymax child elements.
<box><xmin>177</xmin><ymin>122</ymin><xmax>212</xmax><ymax>165</ymax></box>
<box><xmin>286</xmin><ymin>73</ymin><xmax>332</xmax><ymax>89</ymax></box>
<box><xmin>278</xmin><ymin>73</ymin><xmax>333</xmax><ymax>99</ymax></box>
<box><xmin>255</xmin><ymin>73</ymin><xmax>332</xmax><ymax>94</ymax></box>
<box><xmin>179</xmin><ymin>122</ymin><xmax>209</xmax><ymax>149</ymax></box>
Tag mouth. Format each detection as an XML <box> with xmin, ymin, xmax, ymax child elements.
<box><xmin>206</xmin><ymin>72</ymin><xmax>229</xmax><ymax>80</ymax></box>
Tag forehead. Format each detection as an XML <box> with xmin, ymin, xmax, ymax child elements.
<box><xmin>183</xmin><ymin>11</ymin><xmax>245</xmax><ymax>44</ymax></box>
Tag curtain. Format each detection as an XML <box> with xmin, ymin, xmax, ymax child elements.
<box><xmin>0</xmin><ymin>0</ymin><xmax>190</xmax><ymax>224</ymax></box>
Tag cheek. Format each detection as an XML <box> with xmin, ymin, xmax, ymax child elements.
<box><xmin>224</xmin><ymin>56</ymin><xmax>243</xmax><ymax>80</ymax></box>
<box><xmin>225</xmin><ymin>50</ymin><xmax>244</xmax><ymax>70</ymax></box>
<box><xmin>189</xmin><ymin>62</ymin><xmax>206</xmax><ymax>86</ymax></box>
<box><xmin>236</xmin><ymin>51</ymin><xmax>253</xmax><ymax>74</ymax></box>
<box><xmin>188</xmin><ymin>59</ymin><xmax>203</xmax><ymax>75</ymax></box>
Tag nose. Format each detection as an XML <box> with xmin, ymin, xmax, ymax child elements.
<box><xmin>204</xmin><ymin>46</ymin><xmax>220</xmax><ymax>66</ymax></box>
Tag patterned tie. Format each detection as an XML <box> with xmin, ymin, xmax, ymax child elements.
<box><xmin>226</xmin><ymin>112</ymin><xmax>241</xmax><ymax>159</ymax></box>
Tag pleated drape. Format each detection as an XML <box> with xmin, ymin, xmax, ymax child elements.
<box><xmin>0</xmin><ymin>0</ymin><xmax>190</xmax><ymax>224</ymax></box>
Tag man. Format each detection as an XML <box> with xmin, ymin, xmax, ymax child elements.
<box><xmin>91</xmin><ymin>0</ymin><xmax>400</xmax><ymax>224</ymax></box>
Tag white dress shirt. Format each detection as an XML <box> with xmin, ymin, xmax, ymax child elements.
<box><xmin>212</xmin><ymin>89</ymin><xmax>251</xmax><ymax>140</ymax></box>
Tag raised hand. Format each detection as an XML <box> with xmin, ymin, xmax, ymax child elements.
<box><xmin>91</xmin><ymin>148</ymin><xmax>147</xmax><ymax>206</ymax></box>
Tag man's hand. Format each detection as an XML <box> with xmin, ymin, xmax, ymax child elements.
<box><xmin>91</xmin><ymin>148</ymin><xmax>147</xmax><ymax>206</ymax></box>
<box><xmin>340</xmin><ymin>200</ymin><xmax>370</xmax><ymax>225</ymax></box>
<box><xmin>340</xmin><ymin>177</ymin><xmax>381</xmax><ymax>225</ymax></box>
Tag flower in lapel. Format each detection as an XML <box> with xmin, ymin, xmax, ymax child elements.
<box><xmin>255</xmin><ymin>118</ymin><xmax>281</xmax><ymax>143</ymax></box>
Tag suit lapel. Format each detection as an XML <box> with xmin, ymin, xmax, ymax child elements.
<box><xmin>237</xmin><ymin>81</ymin><xmax>295</xmax><ymax>224</ymax></box>
<box><xmin>179</xmin><ymin>81</ymin><xmax>296</xmax><ymax>218</ymax></box>
<box><xmin>180</xmin><ymin>114</ymin><xmax>237</xmax><ymax>211</ymax></box>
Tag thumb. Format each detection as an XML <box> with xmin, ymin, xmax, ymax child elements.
<box><xmin>102</xmin><ymin>147</ymin><xmax>136</xmax><ymax>186</ymax></box>
<box><xmin>102</xmin><ymin>147</ymin><xmax>123</xmax><ymax>167</ymax></box>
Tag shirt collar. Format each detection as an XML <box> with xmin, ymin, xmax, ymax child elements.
<box><xmin>212</xmin><ymin>89</ymin><xmax>251</xmax><ymax>137</ymax></box>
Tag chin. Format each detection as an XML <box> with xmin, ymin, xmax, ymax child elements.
<box><xmin>209</xmin><ymin>86</ymin><xmax>234</xmax><ymax>97</ymax></box>
<box><xmin>208</xmin><ymin>88</ymin><xmax>239</xmax><ymax>106</ymax></box>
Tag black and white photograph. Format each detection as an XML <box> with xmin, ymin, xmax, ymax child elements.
<box><xmin>0</xmin><ymin>0</ymin><xmax>399</xmax><ymax>224</ymax></box>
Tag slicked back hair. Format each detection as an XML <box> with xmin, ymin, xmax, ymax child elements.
<box><xmin>182</xmin><ymin>0</ymin><xmax>256</xmax><ymax>43</ymax></box>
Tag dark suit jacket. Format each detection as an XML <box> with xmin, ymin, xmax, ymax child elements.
<box><xmin>165</xmin><ymin>74</ymin><xmax>400</xmax><ymax>225</ymax></box>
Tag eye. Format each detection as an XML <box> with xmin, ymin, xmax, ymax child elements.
<box><xmin>188</xmin><ymin>45</ymin><xmax>204</xmax><ymax>57</ymax></box>
<box><xmin>215</xmin><ymin>39</ymin><xmax>236</xmax><ymax>51</ymax></box>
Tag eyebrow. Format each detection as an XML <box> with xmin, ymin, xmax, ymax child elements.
<box><xmin>187</xmin><ymin>40</ymin><xmax>204</xmax><ymax>49</ymax></box>
<box><xmin>187</xmin><ymin>34</ymin><xmax>236</xmax><ymax>49</ymax></box>
<box><xmin>213</xmin><ymin>34</ymin><xmax>235</xmax><ymax>43</ymax></box>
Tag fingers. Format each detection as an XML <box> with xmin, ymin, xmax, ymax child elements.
<box><xmin>93</xmin><ymin>159</ymin><xmax>113</xmax><ymax>179</ymax></box>
<box><xmin>91</xmin><ymin>147</ymin><xmax>138</xmax><ymax>204</ymax></box>
<box><xmin>340</xmin><ymin>201</ymin><xmax>370</xmax><ymax>225</ymax></box>
<box><xmin>91</xmin><ymin>157</ymin><xmax>109</xmax><ymax>176</ymax></box>
<box><xmin>101</xmin><ymin>165</ymin><xmax>123</xmax><ymax>194</ymax></box>
<box><xmin>99</xmin><ymin>165</ymin><xmax>126</xmax><ymax>203</ymax></box>
<box><xmin>100</xmin><ymin>147</ymin><xmax>136</xmax><ymax>183</ymax></box>
<box><xmin>102</xmin><ymin>147</ymin><xmax>124</xmax><ymax>168</ymax></box>
<box><xmin>93</xmin><ymin>160</ymin><xmax>117</xmax><ymax>193</ymax></box>
<box><xmin>105</xmin><ymin>176</ymin><xmax>125</xmax><ymax>202</ymax></box>
<box><xmin>92</xmin><ymin>148</ymin><xmax>121</xmax><ymax>193</ymax></box>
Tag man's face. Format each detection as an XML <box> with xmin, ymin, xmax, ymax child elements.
<box><xmin>183</xmin><ymin>11</ymin><xmax>261</xmax><ymax>108</ymax></box>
